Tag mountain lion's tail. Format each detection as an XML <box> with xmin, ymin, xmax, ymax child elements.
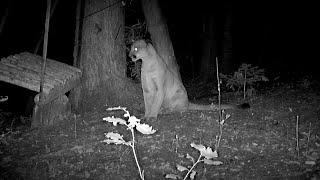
<box><xmin>188</xmin><ymin>102</ymin><xmax>250</xmax><ymax>111</ymax></box>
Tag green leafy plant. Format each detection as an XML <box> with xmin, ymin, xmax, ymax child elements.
<box><xmin>165</xmin><ymin>143</ymin><xmax>223</xmax><ymax>180</ymax></box>
<box><xmin>102</xmin><ymin>106</ymin><xmax>156</xmax><ymax>180</ymax></box>
<box><xmin>215</xmin><ymin>110</ymin><xmax>231</xmax><ymax>152</ymax></box>
<box><xmin>220</xmin><ymin>63</ymin><xmax>268</xmax><ymax>99</ymax></box>
<box><xmin>215</xmin><ymin>58</ymin><xmax>231</xmax><ymax>151</ymax></box>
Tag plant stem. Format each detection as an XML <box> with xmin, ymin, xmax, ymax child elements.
<box><xmin>130</xmin><ymin>128</ymin><xmax>144</xmax><ymax>180</ymax></box>
<box><xmin>215</xmin><ymin>57</ymin><xmax>222</xmax><ymax>151</ymax></box>
<box><xmin>243</xmin><ymin>68</ymin><xmax>247</xmax><ymax>100</ymax></box>
<box><xmin>296</xmin><ymin>115</ymin><xmax>299</xmax><ymax>157</ymax></box>
<box><xmin>215</xmin><ymin>57</ymin><xmax>222</xmax><ymax>119</ymax></box>
<box><xmin>74</xmin><ymin>114</ymin><xmax>77</xmax><ymax>139</ymax></box>
<box><xmin>307</xmin><ymin>122</ymin><xmax>311</xmax><ymax>155</ymax></box>
<box><xmin>183</xmin><ymin>155</ymin><xmax>202</xmax><ymax>180</ymax></box>
<box><xmin>216</xmin><ymin>121</ymin><xmax>223</xmax><ymax>150</ymax></box>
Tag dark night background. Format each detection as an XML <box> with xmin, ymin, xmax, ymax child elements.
<box><xmin>0</xmin><ymin>0</ymin><xmax>317</xmax><ymax>115</ymax></box>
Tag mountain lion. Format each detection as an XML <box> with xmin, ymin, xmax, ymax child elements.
<box><xmin>129</xmin><ymin>40</ymin><xmax>249</xmax><ymax>120</ymax></box>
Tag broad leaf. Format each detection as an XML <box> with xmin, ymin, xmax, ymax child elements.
<box><xmin>103</xmin><ymin>116</ymin><xmax>127</xmax><ymax>126</ymax></box>
<box><xmin>190</xmin><ymin>143</ymin><xmax>205</xmax><ymax>152</ymax></box>
<box><xmin>135</xmin><ymin>123</ymin><xmax>156</xmax><ymax>134</ymax></box>
<box><xmin>186</xmin><ymin>153</ymin><xmax>195</xmax><ymax>163</ymax></box>
<box><xmin>102</xmin><ymin>132</ymin><xmax>131</xmax><ymax>146</ymax></box>
<box><xmin>165</xmin><ymin>174</ymin><xmax>181</xmax><ymax>179</ymax></box>
<box><xmin>190</xmin><ymin>143</ymin><xmax>218</xmax><ymax>159</ymax></box>
<box><xmin>127</xmin><ymin>116</ymin><xmax>141</xmax><ymax>129</ymax></box>
<box><xmin>106</xmin><ymin>106</ymin><xmax>123</xmax><ymax>111</ymax></box>
<box><xmin>190</xmin><ymin>170</ymin><xmax>197</xmax><ymax>180</ymax></box>
<box><xmin>176</xmin><ymin>164</ymin><xmax>188</xmax><ymax>172</ymax></box>
<box><xmin>203</xmin><ymin>159</ymin><xmax>223</xmax><ymax>165</ymax></box>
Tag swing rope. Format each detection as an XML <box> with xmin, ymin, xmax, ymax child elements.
<box><xmin>40</xmin><ymin>0</ymin><xmax>51</xmax><ymax>103</ymax></box>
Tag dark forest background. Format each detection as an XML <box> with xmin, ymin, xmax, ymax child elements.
<box><xmin>0</xmin><ymin>0</ymin><xmax>316</xmax><ymax>115</ymax></box>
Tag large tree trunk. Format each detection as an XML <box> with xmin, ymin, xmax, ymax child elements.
<box><xmin>140</xmin><ymin>0</ymin><xmax>181</xmax><ymax>80</ymax></box>
<box><xmin>71</xmin><ymin>0</ymin><xmax>142</xmax><ymax>113</ymax></box>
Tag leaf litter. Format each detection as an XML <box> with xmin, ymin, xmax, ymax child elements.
<box><xmin>1</xmin><ymin>81</ymin><xmax>320</xmax><ymax>179</ymax></box>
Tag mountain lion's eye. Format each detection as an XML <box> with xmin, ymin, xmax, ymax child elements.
<box><xmin>134</xmin><ymin>47</ymin><xmax>138</xmax><ymax>51</ymax></box>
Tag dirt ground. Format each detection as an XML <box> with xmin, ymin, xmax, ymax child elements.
<box><xmin>1</xmin><ymin>79</ymin><xmax>320</xmax><ymax>180</ymax></box>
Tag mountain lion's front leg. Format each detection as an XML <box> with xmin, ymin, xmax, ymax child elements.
<box><xmin>142</xmin><ymin>76</ymin><xmax>164</xmax><ymax>119</ymax></box>
<box><xmin>141</xmin><ymin>74</ymin><xmax>152</xmax><ymax>118</ymax></box>
<box><xmin>147</xmin><ymin>77</ymin><xmax>164</xmax><ymax>119</ymax></box>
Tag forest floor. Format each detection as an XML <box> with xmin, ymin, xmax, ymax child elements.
<box><xmin>1</xmin><ymin>76</ymin><xmax>320</xmax><ymax>180</ymax></box>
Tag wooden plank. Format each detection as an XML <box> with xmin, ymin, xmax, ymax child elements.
<box><xmin>1</xmin><ymin>52</ymin><xmax>82</xmax><ymax>84</ymax></box>
<box><xmin>18</xmin><ymin>52</ymin><xmax>81</xmax><ymax>75</ymax></box>
<box><xmin>2</xmin><ymin>52</ymin><xmax>82</xmax><ymax>82</ymax></box>
<box><xmin>0</xmin><ymin>52</ymin><xmax>82</xmax><ymax>105</ymax></box>
<box><xmin>2</xmin><ymin>54</ymin><xmax>72</xmax><ymax>82</ymax></box>
<box><xmin>0</xmin><ymin>60</ymin><xmax>64</xmax><ymax>86</ymax></box>
<box><xmin>0</xmin><ymin>66</ymin><xmax>52</xmax><ymax>93</ymax></box>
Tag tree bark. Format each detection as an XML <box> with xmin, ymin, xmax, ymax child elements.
<box><xmin>71</xmin><ymin>0</ymin><xmax>142</xmax><ymax>113</ymax></box>
<box><xmin>140</xmin><ymin>0</ymin><xmax>181</xmax><ymax>80</ymax></box>
<box><xmin>69</xmin><ymin>0</ymin><xmax>82</xmax><ymax>110</ymax></box>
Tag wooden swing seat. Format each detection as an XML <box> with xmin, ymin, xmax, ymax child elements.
<box><xmin>0</xmin><ymin>52</ymin><xmax>82</xmax><ymax>105</ymax></box>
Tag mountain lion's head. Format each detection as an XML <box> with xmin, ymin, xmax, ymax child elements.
<box><xmin>129</xmin><ymin>40</ymin><xmax>150</xmax><ymax>62</ymax></box>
